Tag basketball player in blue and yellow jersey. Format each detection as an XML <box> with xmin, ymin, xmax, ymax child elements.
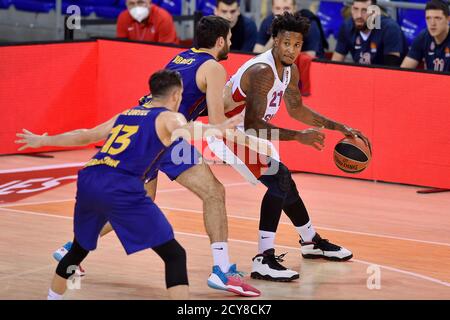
<box><xmin>41</xmin><ymin>69</ymin><xmax>244</xmax><ymax>300</ymax></box>
<box><xmin>17</xmin><ymin>16</ymin><xmax>264</xmax><ymax>297</ymax></box>
<box><xmin>401</xmin><ymin>0</ymin><xmax>450</xmax><ymax>72</ymax></box>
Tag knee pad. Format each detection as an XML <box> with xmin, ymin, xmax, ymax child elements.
<box><xmin>153</xmin><ymin>239</ymin><xmax>188</xmax><ymax>288</ymax></box>
<box><xmin>56</xmin><ymin>240</ymin><xmax>89</xmax><ymax>279</ymax></box>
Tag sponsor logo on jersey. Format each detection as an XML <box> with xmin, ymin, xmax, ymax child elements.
<box><xmin>370</xmin><ymin>42</ymin><xmax>377</xmax><ymax>53</ymax></box>
<box><xmin>355</xmin><ymin>36</ymin><xmax>362</xmax><ymax>49</ymax></box>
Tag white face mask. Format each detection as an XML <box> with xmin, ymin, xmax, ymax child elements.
<box><xmin>129</xmin><ymin>6</ymin><xmax>149</xmax><ymax>23</ymax></box>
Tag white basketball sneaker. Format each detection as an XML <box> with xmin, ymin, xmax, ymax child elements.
<box><xmin>251</xmin><ymin>249</ymin><xmax>299</xmax><ymax>282</ymax></box>
<box><xmin>300</xmin><ymin>233</ymin><xmax>353</xmax><ymax>261</ymax></box>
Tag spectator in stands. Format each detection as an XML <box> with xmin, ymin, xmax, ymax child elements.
<box><xmin>401</xmin><ymin>0</ymin><xmax>450</xmax><ymax>72</ymax></box>
<box><xmin>332</xmin><ymin>0</ymin><xmax>406</xmax><ymax>66</ymax></box>
<box><xmin>253</xmin><ymin>0</ymin><xmax>326</xmax><ymax>58</ymax></box>
<box><xmin>117</xmin><ymin>0</ymin><xmax>178</xmax><ymax>44</ymax></box>
<box><xmin>214</xmin><ymin>0</ymin><xmax>257</xmax><ymax>52</ymax></box>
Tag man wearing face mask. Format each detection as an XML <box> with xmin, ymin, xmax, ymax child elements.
<box><xmin>117</xmin><ymin>0</ymin><xmax>179</xmax><ymax>44</ymax></box>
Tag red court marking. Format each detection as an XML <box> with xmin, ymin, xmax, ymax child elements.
<box><xmin>0</xmin><ymin>164</ymin><xmax>82</xmax><ymax>204</ymax></box>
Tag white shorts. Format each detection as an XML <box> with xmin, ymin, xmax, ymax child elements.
<box><xmin>206</xmin><ymin>131</ymin><xmax>280</xmax><ymax>185</ymax></box>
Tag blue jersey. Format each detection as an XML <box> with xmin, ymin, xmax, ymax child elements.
<box><xmin>140</xmin><ymin>49</ymin><xmax>215</xmax><ymax>121</ymax></box>
<box><xmin>85</xmin><ymin>106</ymin><xmax>168</xmax><ymax>178</ymax></box>
<box><xmin>407</xmin><ymin>29</ymin><xmax>450</xmax><ymax>72</ymax></box>
<box><xmin>335</xmin><ymin>16</ymin><xmax>406</xmax><ymax>65</ymax></box>
<box><xmin>167</xmin><ymin>48</ymin><xmax>216</xmax><ymax>121</ymax></box>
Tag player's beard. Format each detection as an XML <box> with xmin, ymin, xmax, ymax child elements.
<box><xmin>354</xmin><ymin>18</ymin><xmax>368</xmax><ymax>32</ymax></box>
<box><xmin>281</xmin><ymin>60</ymin><xmax>293</xmax><ymax>67</ymax></box>
<box><xmin>217</xmin><ymin>43</ymin><xmax>230</xmax><ymax>61</ymax></box>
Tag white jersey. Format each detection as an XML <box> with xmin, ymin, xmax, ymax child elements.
<box><xmin>207</xmin><ymin>50</ymin><xmax>290</xmax><ymax>184</ymax></box>
<box><xmin>226</xmin><ymin>49</ymin><xmax>292</xmax><ymax>128</ymax></box>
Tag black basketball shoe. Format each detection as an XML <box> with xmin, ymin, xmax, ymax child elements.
<box><xmin>300</xmin><ymin>233</ymin><xmax>353</xmax><ymax>261</ymax></box>
<box><xmin>251</xmin><ymin>249</ymin><xmax>299</xmax><ymax>282</ymax></box>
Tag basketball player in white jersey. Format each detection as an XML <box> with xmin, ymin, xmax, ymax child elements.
<box><xmin>209</xmin><ymin>12</ymin><xmax>370</xmax><ymax>281</ymax></box>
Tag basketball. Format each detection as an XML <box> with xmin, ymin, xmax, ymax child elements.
<box><xmin>334</xmin><ymin>136</ymin><xmax>371</xmax><ymax>174</ymax></box>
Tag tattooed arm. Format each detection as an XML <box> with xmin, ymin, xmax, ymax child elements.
<box><xmin>285</xmin><ymin>64</ymin><xmax>371</xmax><ymax>147</ymax></box>
<box><xmin>242</xmin><ymin>64</ymin><xmax>325</xmax><ymax>150</ymax></box>
<box><xmin>285</xmin><ymin>64</ymin><xmax>344</xmax><ymax>130</ymax></box>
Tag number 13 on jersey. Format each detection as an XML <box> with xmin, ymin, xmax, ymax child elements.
<box><xmin>101</xmin><ymin>125</ymin><xmax>139</xmax><ymax>155</ymax></box>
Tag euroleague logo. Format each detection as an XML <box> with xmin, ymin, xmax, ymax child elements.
<box><xmin>0</xmin><ymin>165</ymin><xmax>81</xmax><ymax>203</ymax></box>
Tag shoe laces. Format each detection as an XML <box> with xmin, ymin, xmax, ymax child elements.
<box><xmin>227</xmin><ymin>270</ymin><xmax>245</xmax><ymax>279</ymax></box>
<box><xmin>316</xmin><ymin>238</ymin><xmax>341</xmax><ymax>251</ymax></box>
<box><xmin>265</xmin><ymin>252</ymin><xmax>288</xmax><ymax>270</ymax></box>
<box><xmin>274</xmin><ymin>252</ymin><xmax>287</xmax><ymax>262</ymax></box>
<box><xmin>226</xmin><ymin>265</ymin><xmax>246</xmax><ymax>279</ymax></box>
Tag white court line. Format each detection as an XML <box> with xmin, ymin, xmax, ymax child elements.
<box><xmin>1</xmin><ymin>195</ymin><xmax>449</xmax><ymax>248</ymax></box>
<box><xmin>2</xmin><ymin>163</ymin><xmax>446</xmax><ymax>247</ymax></box>
<box><xmin>0</xmin><ymin>264</ymin><xmax>54</xmax><ymax>282</ymax></box>
<box><xmin>0</xmin><ymin>207</ymin><xmax>73</xmax><ymax>220</ymax></box>
<box><xmin>0</xmin><ymin>162</ymin><xmax>86</xmax><ymax>174</ymax></box>
<box><xmin>1</xmin><ymin>207</ymin><xmax>449</xmax><ymax>289</ymax></box>
<box><xmin>174</xmin><ymin>231</ymin><xmax>450</xmax><ymax>288</ymax></box>
<box><xmin>0</xmin><ymin>182</ymin><xmax>252</xmax><ymax>208</ymax></box>
<box><xmin>160</xmin><ymin>206</ymin><xmax>450</xmax><ymax>248</ymax></box>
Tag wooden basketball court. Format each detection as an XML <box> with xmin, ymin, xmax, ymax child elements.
<box><xmin>1</xmin><ymin>149</ymin><xmax>449</xmax><ymax>300</ymax></box>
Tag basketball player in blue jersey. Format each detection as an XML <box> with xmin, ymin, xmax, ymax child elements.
<box><xmin>17</xmin><ymin>16</ymin><xmax>264</xmax><ymax>297</ymax></box>
<box><xmin>40</xmin><ymin>69</ymin><xmax>244</xmax><ymax>300</ymax></box>
<box><xmin>401</xmin><ymin>0</ymin><xmax>450</xmax><ymax>72</ymax></box>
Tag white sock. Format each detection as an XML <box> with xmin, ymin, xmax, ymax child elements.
<box><xmin>47</xmin><ymin>288</ymin><xmax>63</xmax><ymax>300</ymax></box>
<box><xmin>258</xmin><ymin>231</ymin><xmax>276</xmax><ymax>254</ymax></box>
<box><xmin>211</xmin><ymin>242</ymin><xmax>230</xmax><ymax>273</ymax></box>
<box><xmin>296</xmin><ymin>221</ymin><xmax>316</xmax><ymax>242</ymax></box>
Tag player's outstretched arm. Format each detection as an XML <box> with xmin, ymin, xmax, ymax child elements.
<box><xmin>157</xmin><ymin>112</ymin><xmax>243</xmax><ymax>147</ymax></box>
<box><xmin>203</xmin><ymin>61</ymin><xmax>272</xmax><ymax>156</ymax></box>
<box><xmin>15</xmin><ymin>114</ymin><xmax>119</xmax><ymax>151</ymax></box>
<box><xmin>284</xmin><ymin>64</ymin><xmax>371</xmax><ymax>148</ymax></box>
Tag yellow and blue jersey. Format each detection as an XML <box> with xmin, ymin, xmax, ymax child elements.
<box><xmin>140</xmin><ymin>48</ymin><xmax>215</xmax><ymax>121</ymax></box>
<box><xmin>75</xmin><ymin>105</ymin><xmax>175</xmax><ymax>254</ymax></box>
<box><xmin>85</xmin><ymin>106</ymin><xmax>168</xmax><ymax>178</ymax></box>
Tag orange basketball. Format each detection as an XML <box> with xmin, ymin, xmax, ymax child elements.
<box><xmin>334</xmin><ymin>136</ymin><xmax>371</xmax><ymax>174</ymax></box>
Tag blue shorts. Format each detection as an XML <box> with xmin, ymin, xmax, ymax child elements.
<box><xmin>145</xmin><ymin>138</ymin><xmax>202</xmax><ymax>182</ymax></box>
<box><xmin>74</xmin><ymin>166</ymin><xmax>174</xmax><ymax>255</ymax></box>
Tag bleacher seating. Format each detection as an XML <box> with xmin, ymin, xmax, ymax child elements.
<box><xmin>0</xmin><ymin>0</ymin><xmax>12</xmax><ymax>9</ymax></box>
<box><xmin>62</xmin><ymin>1</ymin><xmax>94</xmax><ymax>17</ymax></box>
<box><xmin>196</xmin><ymin>0</ymin><xmax>215</xmax><ymax>16</ymax></box>
<box><xmin>8</xmin><ymin>0</ymin><xmax>185</xmax><ymax>19</ymax></box>
<box><xmin>397</xmin><ymin>0</ymin><xmax>427</xmax><ymax>46</ymax></box>
<box><xmin>13</xmin><ymin>0</ymin><xmax>55</xmax><ymax>13</ymax></box>
<box><xmin>317</xmin><ymin>1</ymin><xmax>345</xmax><ymax>39</ymax></box>
<box><xmin>159</xmin><ymin>0</ymin><xmax>182</xmax><ymax>16</ymax></box>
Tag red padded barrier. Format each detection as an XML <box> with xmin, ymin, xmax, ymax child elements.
<box><xmin>1</xmin><ymin>40</ymin><xmax>449</xmax><ymax>188</ymax></box>
<box><xmin>0</xmin><ymin>42</ymin><xmax>98</xmax><ymax>153</ymax></box>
